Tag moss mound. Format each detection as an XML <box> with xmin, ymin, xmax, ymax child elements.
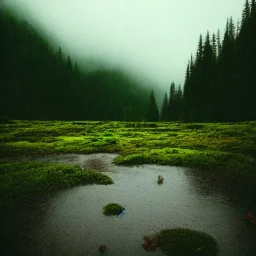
<box><xmin>0</xmin><ymin>161</ymin><xmax>113</xmax><ymax>205</ymax></box>
<box><xmin>145</xmin><ymin>228</ymin><xmax>218</xmax><ymax>256</ymax></box>
<box><xmin>103</xmin><ymin>203</ymin><xmax>124</xmax><ymax>216</ymax></box>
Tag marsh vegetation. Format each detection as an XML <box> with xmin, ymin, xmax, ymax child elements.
<box><xmin>0</xmin><ymin>120</ymin><xmax>256</xmax><ymax>255</ymax></box>
<box><xmin>103</xmin><ymin>203</ymin><xmax>124</xmax><ymax>216</ymax></box>
<box><xmin>143</xmin><ymin>228</ymin><xmax>218</xmax><ymax>256</ymax></box>
<box><xmin>1</xmin><ymin>1</ymin><xmax>256</xmax><ymax>255</ymax></box>
<box><xmin>2</xmin><ymin>157</ymin><xmax>255</xmax><ymax>255</ymax></box>
<box><xmin>1</xmin><ymin>120</ymin><xmax>255</xmax><ymax>200</ymax></box>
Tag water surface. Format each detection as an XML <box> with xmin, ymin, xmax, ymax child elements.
<box><xmin>1</xmin><ymin>154</ymin><xmax>256</xmax><ymax>255</ymax></box>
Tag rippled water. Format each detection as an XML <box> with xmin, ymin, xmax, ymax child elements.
<box><xmin>1</xmin><ymin>154</ymin><xmax>256</xmax><ymax>256</ymax></box>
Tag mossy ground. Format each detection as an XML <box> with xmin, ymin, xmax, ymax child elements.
<box><xmin>144</xmin><ymin>228</ymin><xmax>218</xmax><ymax>256</ymax></box>
<box><xmin>1</xmin><ymin>120</ymin><xmax>256</xmax><ymax>202</ymax></box>
<box><xmin>0</xmin><ymin>161</ymin><xmax>112</xmax><ymax>205</ymax></box>
<box><xmin>103</xmin><ymin>203</ymin><xmax>124</xmax><ymax>215</ymax></box>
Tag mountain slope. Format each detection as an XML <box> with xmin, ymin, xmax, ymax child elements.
<box><xmin>0</xmin><ymin>8</ymin><xmax>150</xmax><ymax>121</ymax></box>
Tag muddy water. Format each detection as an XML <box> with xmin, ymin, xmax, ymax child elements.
<box><xmin>1</xmin><ymin>154</ymin><xmax>256</xmax><ymax>256</ymax></box>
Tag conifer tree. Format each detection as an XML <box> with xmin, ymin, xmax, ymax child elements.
<box><xmin>160</xmin><ymin>93</ymin><xmax>169</xmax><ymax>121</ymax></box>
<box><xmin>196</xmin><ymin>34</ymin><xmax>203</xmax><ymax>64</ymax></box>
<box><xmin>175</xmin><ymin>84</ymin><xmax>183</xmax><ymax>120</ymax></box>
<box><xmin>146</xmin><ymin>90</ymin><xmax>159</xmax><ymax>122</ymax></box>
<box><xmin>203</xmin><ymin>32</ymin><xmax>214</xmax><ymax>67</ymax></box>
<box><xmin>236</xmin><ymin>20</ymin><xmax>241</xmax><ymax>37</ymax></box>
<box><xmin>181</xmin><ymin>0</ymin><xmax>256</xmax><ymax>122</ymax></box>
<box><xmin>212</xmin><ymin>33</ymin><xmax>217</xmax><ymax>62</ymax></box>
<box><xmin>168</xmin><ymin>82</ymin><xmax>176</xmax><ymax>121</ymax></box>
<box><xmin>252</xmin><ymin>0</ymin><xmax>256</xmax><ymax>15</ymax></box>
<box><xmin>200</xmin><ymin>31</ymin><xmax>214</xmax><ymax>120</ymax></box>
<box><xmin>217</xmin><ymin>29</ymin><xmax>222</xmax><ymax>58</ymax></box>
<box><xmin>242</xmin><ymin>0</ymin><xmax>250</xmax><ymax>25</ymax></box>
<box><xmin>229</xmin><ymin>17</ymin><xmax>236</xmax><ymax>41</ymax></box>
<box><xmin>189</xmin><ymin>35</ymin><xmax>205</xmax><ymax>121</ymax></box>
<box><xmin>57</xmin><ymin>47</ymin><xmax>63</xmax><ymax>62</ymax></box>
<box><xmin>65</xmin><ymin>56</ymin><xmax>73</xmax><ymax>93</ymax></box>
<box><xmin>183</xmin><ymin>63</ymin><xmax>191</xmax><ymax>121</ymax></box>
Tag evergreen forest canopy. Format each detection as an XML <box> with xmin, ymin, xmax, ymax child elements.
<box><xmin>0</xmin><ymin>8</ymin><xmax>150</xmax><ymax>121</ymax></box>
<box><xmin>1</xmin><ymin>0</ymin><xmax>256</xmax><ymax>122</ymax></box>
<box><xmin>156</xmin><ymin>0</ymin><xmax>256</xmax><ymax>123</ymax></box>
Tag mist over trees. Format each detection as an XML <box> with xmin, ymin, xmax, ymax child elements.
<box><xmin>160</xmin><ymin>0</ymin><xmax>256</xmax><ymax>122</ymax></box>
<box><xmin>1</xmin><ymin>0</ymin><xmax>255</xmax><ymax>122</ymax></box>
<box><xmin>0</xmin><ymin>9</ymin><xmax>150</xmax><ymax>121</ymax></box>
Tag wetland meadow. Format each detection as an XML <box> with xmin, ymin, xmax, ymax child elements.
<box><xmin>1</xmin><ymin>120</ymin><xmax>256</xmax><ymax>255</ymax></box>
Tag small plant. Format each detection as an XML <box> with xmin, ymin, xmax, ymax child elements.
<box><xmin>245</xmin><ymin>212</ymin><xmax>256</xmax><ymax>226</ymax></box>
<box><xmin>103</xmin><ymin>203</ymin><xmax>124</xmax><ymax>216</ymax></box>
<box><xmin>99</xmin><ymin>244</ymin><xmax>106</xmax><ymax>252</ymax></box>
<box><xmin>142</xmin><ymin>236</ymin><xmax>157</xmax><ymax>250</ymax></box>
<box><xmin>158</xmin><ymin>175</ymin><xmax>164</xmax><ymax>184</ymax></box>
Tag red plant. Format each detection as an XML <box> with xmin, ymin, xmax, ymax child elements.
<box><xmin>158</xmin><ymin>175</ymin><xmax>164</xmax><ymax>184</ymax></box>
<box><xmin>245</xmin><ymin>212</ymin><xmax>256</xmax><ymax>225</ymax></box>
<box><xmin>142</xmin><ymin>236</ymin><xmax>157</xmax><ymax>250</ymax></box>
<box><xmin>99</xmin><ymin>244</ymin><xmax>106</xmax><ymax>252</ymax></box>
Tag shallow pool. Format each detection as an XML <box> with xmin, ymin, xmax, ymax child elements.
<box><xmin>1</xmin><ymin>154</ymin><xmax>256</xmax><ymax>255</ymax></box>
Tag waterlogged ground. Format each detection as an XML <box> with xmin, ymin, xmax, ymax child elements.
<box><xmin>1</xmin><ymin>121</ymin><xmax>256</xmax><ymax>180</ymax></box>
<box><xmin>1</xmin><ymin>121</ymin><xmax>256</xmax><ymax>255</ymax></box>
<box><xmin>1</xmin><ymin>154</ymin><xmax>256</xmax><ymax>256</ymax></box>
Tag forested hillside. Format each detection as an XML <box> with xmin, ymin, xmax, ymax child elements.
<box><xmin>160</xmin><ymin>0</ymin><xmax>256</xmax><ymax>122</ymax></box>
<box><xmin>2</xmin><ymin>0</ymin><xmax>255</xmax><ymax>123</ymax></box>
<box><xmin>0</xmin><ymin>9</ymin><xmax>149</xmax><ymax>121</ymax></box>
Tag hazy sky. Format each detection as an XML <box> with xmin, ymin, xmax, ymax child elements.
<box><xmin>4</xmin><ymin>0</ymin><xmax>245</xmax><ymax>90</ymax></box>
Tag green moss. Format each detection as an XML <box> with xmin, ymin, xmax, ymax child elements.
<box><xmin>113</xmin><ymin>148</ymin><xmax>254</xmax><ymax>177</ymax></box>
<box><xmin>144</xmin><ymin>228</ymin><xmax>218</xmax><ymax>256</ymax></box>
<box><xmin>103</xmin><ymin>203</ymin><xmax>124</xmax><ymax>216</ymax></box>
<box><xmin>0</xmin><ymin>161</ymin><xmax>113</xmax><ymax>204</ymax></box>
<box><xmin>1</xmin><ymin>120</ymin><xmax>256</xmax><ymax>188</ymax></box>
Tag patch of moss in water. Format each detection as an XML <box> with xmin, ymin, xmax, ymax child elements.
<box><xmin>103</xmin><ymin>203</ymin><xmax>125</xmax><ymax>216</ymax></box>
<box><xmin>143</xmin><ymin>228</ymin><xmax>218</xmax><ymax>256</ymax></box>
<box><xmin>0</xmin><ymin>161</ymin><xmax>113</xmax><ymax>205</ymax></box>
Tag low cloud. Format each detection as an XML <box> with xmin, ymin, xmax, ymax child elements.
<box><xmin>3</xmin><ymin>0</ymin><xmax>244</xmax><ymax>90</ymax></box>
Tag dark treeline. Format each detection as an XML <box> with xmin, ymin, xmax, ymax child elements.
<box><xmin>0</xmin><ymin>9</ymin><xmax>149</xmax><ymax>121</ymax></box>
<box><xmin>2</xmin><ymin>1</ymin><xmax>255</xmax><ymax>123</ymax></box>
<box><xmin>158</xmin><ymin>0</ymin><xmax>256</xmax><ymax>122</ymax></box>
<box><xmin>146</xmin><ymin>83</ymin><xmax>183</xmax><ymax>122</ymax></box>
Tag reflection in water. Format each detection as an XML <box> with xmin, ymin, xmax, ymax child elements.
<box><xmin>1</xmin><ymin>154</ymin><xmax>256</xmax><ymax>256</ymax></box>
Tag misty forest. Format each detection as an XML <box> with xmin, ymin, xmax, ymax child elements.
<box><xmin>1</xmin><ymin>1</ymin><xmax>256</xmax><ymax>122</ymax></box>
<box><xmin>1</xmin><ymin>1</ymin><xmax>256</xmax><ymax>256</ymax></box>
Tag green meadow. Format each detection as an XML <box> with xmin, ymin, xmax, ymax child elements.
<box><xmin>0</xmin><ymin>120</ymin><xmax>256</xmax><ymax>203</ymax></box>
